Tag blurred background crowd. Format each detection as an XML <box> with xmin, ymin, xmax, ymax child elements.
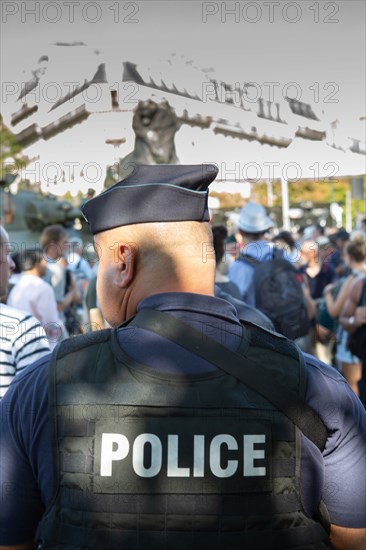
<box><xmin>1</xmin><ymin>210</ymin><xmax>365</xmax><ymax>405</ymax></box>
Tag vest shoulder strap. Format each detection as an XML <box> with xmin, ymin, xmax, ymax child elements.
<box><xmin>131</xmin><ymin>308</ymin><xmax>328</xmax><ymax>451</ymax></box>
<box><xmin>53</xmin><ymin>328</ymin><xmax>112</xmax><ymax>360</ymax></box>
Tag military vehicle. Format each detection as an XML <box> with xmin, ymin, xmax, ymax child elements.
<box><xmin>0</xmin><ymin>181</ymin><xmax>87</xmax><ymax>247</ymax></box>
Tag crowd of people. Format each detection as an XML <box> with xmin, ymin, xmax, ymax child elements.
<box><xmin>212</xmin><ymin>206</ymin><xmax>366</xmax><ymax>405</ymax></box>
<box><xmin>1</xmin><ymin>205</ymin><xmax>366</xmax><ymax>405</ymax></box>
<box><xmin>0</xmin><ymin>224</ymin><xmax>102</xmax><ymax>397</ymax></box>
<box><xmin>0</xmin><ymin>164</ymin><xmax>365</xmax><ymax>548</ymax></box>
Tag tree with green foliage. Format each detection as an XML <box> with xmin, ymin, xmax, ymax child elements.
<box><xmin>0</xmin><ymin>114</ymin><xmax>28</xmax><ymax>186</ymax></box>
<box><xmin>211</xmin><ymin>174</ymin><xmax>365</xmax><ymax>227</ymax></box>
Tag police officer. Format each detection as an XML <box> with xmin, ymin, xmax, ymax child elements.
<box><xmin>0</xmin><ymin>165</ymin><xmax>365</xmax><ymax>550</ymax></box>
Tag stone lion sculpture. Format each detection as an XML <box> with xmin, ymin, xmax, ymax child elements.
<box><xmin>105</xmin><ymin>99</ymin><xmax>180</xmax><ymax>185</ymax></box>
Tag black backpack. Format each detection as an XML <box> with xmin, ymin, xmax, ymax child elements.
<box><xmin>240</xmin><ymin>249</ymin><xmax>310</xmax><ymax>340</ymax></box>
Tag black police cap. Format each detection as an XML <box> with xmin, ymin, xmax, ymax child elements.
<box><xmin>81</xmin><ymin>164</ymin><xmax>219</xmax><ymax>235</ymax></box>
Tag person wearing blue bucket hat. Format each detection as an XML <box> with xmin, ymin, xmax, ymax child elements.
<box><xmin>238</xmin><ymin>201</ymin><xmax>274</xmax><ymax>234</ymax></box>
<box><xmin>229</xmin><ymin>201</ymin><xmax>311</xmax><ymax>342</ymax></box>
<box><xmin>229</xmin><ymin>201</ymin><xmax>274</xmax><ymax>306</ymax></box>
<box><xmin>0</xmin><ymin>165</ymin><xmax>365</xmax><ymax>550</ymax></box>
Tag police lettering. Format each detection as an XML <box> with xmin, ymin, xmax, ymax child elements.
<box><xmin>100</xmin><ymin>432</ymin><xmax>266</xmax><ymax>478</ymax></box>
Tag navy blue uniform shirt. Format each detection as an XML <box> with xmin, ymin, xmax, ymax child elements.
<box><xmin>1</xmin><ymin>293</ymin><xmax>366</xmax><ymax>545</ymax></box>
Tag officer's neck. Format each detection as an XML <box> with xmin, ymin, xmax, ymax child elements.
<box><xmin>124</xmin><ymin>267</ymin><xmax>216</xmax><ymax>320</ymax></box>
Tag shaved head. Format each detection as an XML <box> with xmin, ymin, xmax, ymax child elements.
<box><xmin>108</xmin><ymin>220</ymin><xmax>213</xmax><ymax>266</ymax></box>
<box><xmin>94</xmin><ymin>221</ymin><xmax>216</xmax><ymax>326</ymax></box>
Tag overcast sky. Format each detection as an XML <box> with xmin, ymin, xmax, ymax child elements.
<box><xmin>1</xmin><ymin>1</ymin><xmax>365</xmax><ymax>124</ymax></box>
<box><xmin>1</xmin><ymin>1</ymin><xmax>365</xmax><ymax>194</ymax></box>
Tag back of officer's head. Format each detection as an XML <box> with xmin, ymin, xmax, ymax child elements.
<box><xmin>81</xmin><ymin>164</ymin><xmax>218</xmax><ymax>326</ymax></box>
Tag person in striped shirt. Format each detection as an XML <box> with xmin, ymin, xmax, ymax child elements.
<box><xmin>0</xmin><ymin>226</ymin><xmax>50</xmax><ymax>399</ymax></box>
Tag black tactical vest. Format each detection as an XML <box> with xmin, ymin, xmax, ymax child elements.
<box><xmin>36</xmin><ymin>313</ymin><xmax>330</xmax><ymax>550</ymax></box>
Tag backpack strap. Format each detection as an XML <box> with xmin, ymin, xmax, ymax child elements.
<box><xmin>239</xmin><ymin>245</ymin><xmax>282</xmax><ymax>265</ymax></box>
<box><xmin>358</xmin><ymin>277</ymin><xmax>366</xmax><ymax>306</ymax></box>
<box><xmin>131</xmin><ymin>308</ymin><xmax>328</xmax><ymax>452</ymax></box>
<box><xmin>238</xmin><ymin>254</ymin><xmax>261</xmax><ymax>266</ymax></box>
<box><xmin>272</xmin><ymin>246</ymin><xmax>284</xmax><ymax>260</ymax></box>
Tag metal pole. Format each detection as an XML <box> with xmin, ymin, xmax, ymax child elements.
<box><xmin>267</xmin><ymin>178</ymin><xmax>274</xmax><ymax>207</ymax></box>
<box><xmin>345</xmin><ymin>189</ymin><xmax>352</xmax><ymax>232</ymax></box>
<box><xmin>281</xmin><ymin>176</ymin><xmax>290</xmax><ymax>229</ymax></box>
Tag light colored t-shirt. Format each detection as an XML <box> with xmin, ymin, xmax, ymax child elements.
<box><xmin>7</xmin><ymin>274</ymin><xmax>66</xmax><ymax>348</ymax></box>
<box><xmin>43</xmin><ymin>261</ymin><xmax>66</xmax><ymax>304</ymax></box>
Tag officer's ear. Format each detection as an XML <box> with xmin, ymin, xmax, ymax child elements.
<box><xmin>115</xmin><ymin>242</ymin><xmax>136</xmax><ymax>288</ymax></box>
